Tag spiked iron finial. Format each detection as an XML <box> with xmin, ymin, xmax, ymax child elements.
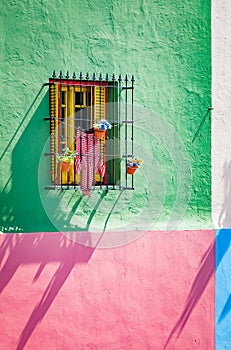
<box><xmin>52</xmin><ymin>70</ymin><xmax>56</xmax><ymax>78</ymax></box>
<box><xmin>73</xmin><ymin>71</ymin><xmax>76</xmax><ymax>79</ymax></box>
<box><xmin>59</xmin><ymin>70</ymin><xmax>63</xmax><ymax>79</ymax></box>
<box><xmin>66</xmin><ymin>71</ymin><xmax>69</xmax><ymax>79</ymax></box>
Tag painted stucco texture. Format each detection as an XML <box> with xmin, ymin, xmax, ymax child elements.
<box><xmin>0</xmin><ymin>0</ymin><xmax>211</xmax><ymax>233</ymax></box>
<box><xmin>0</xmin><ymin>230</ymin><xmax>214</xmax><ymax>349</ymax></box>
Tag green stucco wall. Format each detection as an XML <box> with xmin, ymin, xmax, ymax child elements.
<box><xmin>0</xmin><ymin>0</ymin><xmax>211</xmax><ymax>233</ymax></box>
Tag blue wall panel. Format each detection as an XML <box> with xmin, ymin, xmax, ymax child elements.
<box><xmin>216</xmin><ymin>229</ymin><xmax>231</xmax><ymax>349</ymax></box>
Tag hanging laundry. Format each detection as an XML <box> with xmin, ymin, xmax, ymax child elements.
<box><xmin>75</xmin><ymin>129</ymin><xmax>105</xmax><ymax>196</ymax></box>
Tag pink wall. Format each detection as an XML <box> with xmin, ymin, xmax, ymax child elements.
<box><xmin>0</xmin><ymin>230</ymin><xmax>214</xmax><ymax>350</ymax></box>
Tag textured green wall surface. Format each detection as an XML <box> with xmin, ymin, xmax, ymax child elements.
<box><xmin>0</xmin><ymin>0</ymin><xmax>211</xmax><ymax>233</ymax></box>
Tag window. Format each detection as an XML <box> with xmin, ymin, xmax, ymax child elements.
<box><xmin>47</xmin><ymin>71</ymin><xmax>134</xmax><ymax>194</ymax></box>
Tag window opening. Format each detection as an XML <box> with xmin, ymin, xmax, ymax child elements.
<box><xmin>45</xmin><ymin>71</ymin><xmax>135</xmax><ymax>194</ymax></box>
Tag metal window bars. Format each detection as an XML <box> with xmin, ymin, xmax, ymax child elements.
<box><xmin>44</xmin><ymin>71</ymin><xmax>135</xmax><ymax>193</ymax></box>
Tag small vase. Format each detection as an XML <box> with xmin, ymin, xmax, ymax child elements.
<box><xmin>61</xmin><ymin>162</ymin><xmax>71</xmax><ymax>172</ymax></box>
<box><xmin>127</xmin><ymin>166</ymin><xmax>138</xmax><ymax>175</ymax></box>
<box><xmin>94</xmin><ymin>128</ymin><xmax>105</xmax><ymax>140</ymax></box>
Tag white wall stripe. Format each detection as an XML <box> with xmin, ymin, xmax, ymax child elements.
<box><xmin>212</xmin><ymin>0</ymin><xmax>231</xmax><ymax>227</ymax></box>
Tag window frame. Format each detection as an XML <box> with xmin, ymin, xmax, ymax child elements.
<box><xmin>47</xmin><ymin>73</ymin><xmax>135</xmax><ymax>192</ymax></box>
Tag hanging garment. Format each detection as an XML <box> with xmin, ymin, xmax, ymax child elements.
<box><xmin>76</xmin><ymin>129</ymin><xmax>105</xmax><ymax>196</ymax></box>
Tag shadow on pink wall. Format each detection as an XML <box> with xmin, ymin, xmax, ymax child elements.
<box><xmin>0</xmin><ymin>231</ymin><xmax>215</xmax><ymax>350</ymax></box>
<box><xmin>0</xmin><ymin>233</ymin><xmax>95</xmax><ymax>350</ymax></box>
<box><xmin>164</xmin><ymin>239</ymin><xmax>215</xmax><ymax>349</ymax></box>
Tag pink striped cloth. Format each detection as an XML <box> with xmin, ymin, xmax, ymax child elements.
<box><xmin>75</xmin><ymin>129</ymin><xmax>105</xmax><ymax>196</ymax></box>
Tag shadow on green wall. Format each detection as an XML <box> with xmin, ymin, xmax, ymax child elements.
<box><xmin>0</xmin><ymin>88</ymin><xmax>118</xmax><ymax>234</ymax></box>
<box><xmin>0</xmin><ymin>89</ymin><xmax>56</xmax><ymax>232</ymax></box>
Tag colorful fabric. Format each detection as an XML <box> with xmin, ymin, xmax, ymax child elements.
<box><xmin>75</xmin><ymin>129</ymin><xmax>105</xmax><ymax>196</ymax></box>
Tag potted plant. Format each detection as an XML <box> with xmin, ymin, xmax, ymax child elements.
<box><xmin>93</xmin><ymin>119</ymin><xmax>112</xmax><ymax>140</ymax></box>
<box><xmin>126</xmin><ymin>158</ymin><xmax>143</xmax><ymax>175</ymax></box>
<box><xmin>57</xmin><ymin>148</ymin><xmax>76</xmax><ymax>172</ymax></box>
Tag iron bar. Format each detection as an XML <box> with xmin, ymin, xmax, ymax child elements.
<box><xmin>112</xmin><ymin>73</ymin><xmax>116</xmax><ymax>190</ymax></box>
<box><xmin>125</xmin><ymin>74</ymin><xmax>128</xmax><ymax>189</ymax></box>
<box><xmin>121</xmin><ymin>87</ymin><xmax>134</xmax><ymax>90</ymax></box>
<box><xmin>131</xmin><ymin>74</ymin><xmax>135</xmax><ymax>189</ymax></box>
<box><xmin>105</xmin><ymin>73</ymin><xmax>109</xmax><ymax>192</ymax></box>
<box><xmin>118</xmin><ymin>73</ymin><xmax>122</xmax><ymax>190</ymax></box>
<box><xmin>59</xmin><ymin>71</ymin><xmax>63</xmax><ymax>190</ymax></box>
<box><xmin>99</xmin><ymin>72</ymin><xmax>103</xmax><ymax>189</ymax></box>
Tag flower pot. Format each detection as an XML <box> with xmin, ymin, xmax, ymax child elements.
<box><xmin>94</xmin><ymin>128</ymin><xmax>105</xmax><ymax>140</ymax></box>
<box><xmin>127</xmin><ymin>166</ymin><xmax>138</xmax><ymax>175</ymax></box>
<box><xmin>61</xmin><ymin>162</ymin><xmax>71</xmax><ymax>172</ymax></box>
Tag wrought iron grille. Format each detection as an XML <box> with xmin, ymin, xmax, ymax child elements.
<box><xmin>45</xmin><ymin>71</ymin><xmax>135</xmax><ymax>194</ymax></box>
